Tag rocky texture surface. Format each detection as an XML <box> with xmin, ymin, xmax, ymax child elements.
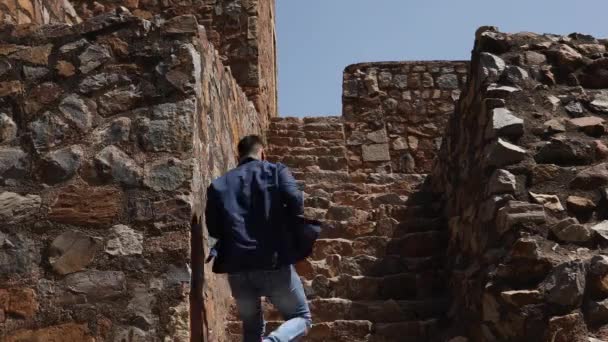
<box><xmin>0</xmin><ymin>9</ymin><xmax>262</xmax><ymax>342</ymax></box>
<box><xmin>71</xmin><ymin>0</ymin><xmax>278</xmax><ymax>123</ymax></box>
<box><xmin>343</xmin><ymin>61</ymin><xmax>468</xmax><ymax>174</ymax></box>
<box><xmin>0</xmin><ymin>0</ymin><xmax>80</xmax><ymax>25</ymax></box>
<box><xmin>223</xmin><ymin>116</ymin><xmax>451</xmax><ymax>341</ymax></box>
<box><xmin>221</xmin><ymin>60</ymin><xmax>465</xmax><ymax>342</ymax></box>
<box><xmin>432</xmin><ymin>27</ymin><xmax>608</xmax><ymax>341</ymax></box>
<box><xmin>2</xmin><ymin>1</ymin><xmax>606</xmax><ymax>341</ymax></box>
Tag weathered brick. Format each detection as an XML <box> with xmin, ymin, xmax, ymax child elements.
<box><xmin>49</xmin><ymin>185</ymin><xmax>122</xmax><ymax>226</ymax></box>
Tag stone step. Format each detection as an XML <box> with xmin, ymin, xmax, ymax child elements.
<box><xmin>296</xmin><ymin>254</ymin><xmax>444</xmax><ymax>278</ymax></box>
<box><xmin>268</xmin><ymin>121</ymin><xmax>344</xmax><ymax>132</ymax></box>
<box><xmin>311</xmin><ymin>232</ymin><xmax>447</xmax><ymax>261</ymax></box>
<box><xmin>268</xmin><ymin>116</ymin><xmax>341</xmax><ymax>126</ymax></box>
<box><xmin>301</xmin><ymin>116</ymin><xmax>343</xmax><ymax>124</ymax></box>
<box><xmin>267</xmin><ymin>129</ymin><xmax>345</xmax><ymax>140</ymax></box>
<box><xmin>270</xmin><ymin>116</ymin><xmax>302</xmax><ymax>123</ymax></box>
<box><xmin>268</xmin><ymin>146</ymin><xmax>347</xmax><ymax>158</ymax></box>
<box><xmin>314</xmin><ymin>216</ymin><xmax>444</xmax><ymax>239</ymax></box>
<box><xmin>307</xmin><ymin>271</ymin><xmax>446</xmax><ymax>300</ymax></box>
<box><xmin>227</xmin><ymin>298</ymin><xmax>447</xmax><ymax>323</ymax></box>
<box><xmin>226</xmin><ymin>319</ymin><xmax>438</xmax><ymax>342</ymax></box>
<box><xmin>379</xmin><ymin>204</ymin><xmax>442</xmax><ymax>221</ymax></box>
<box><xmin>317</xmin><ymin>221</ymin><xmax>383</xmax><ymax>239</ymax></box>
<box><xmin>394</xmin><ymin>217</ymin><xmax>446</xmax><ymax>236</ymax></box>
<box><xmin>296</xmin><ymin>174</ymin><xmax>428</xmax><ymax>196</ymax></box>
<box><xmin>268</xmin><ymin>136</ymin><xmax>343</xmax><ymax>148</ymax></box>
<box><xmin>267</xmin><ymin>154</ymin><xmax>348</xmax><ymax>171</ymax></box>
<box><xmin>309</xmin><ymin>298</ymin><xmax>447</xmax><ymax>323</ymax></box>
<box><xmin>371</xmin><ymin>320</ymin><xmax>439</xmax><ymax>342</ymax></box>
<box><xmin>304</xmin><ymin>182</ymin><xmax>421</xmax><ymax>197</ymax></box>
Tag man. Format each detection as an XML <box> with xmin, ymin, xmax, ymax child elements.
<box><xmin>205</xmin><ymin>135</ymin><xmax>312</xmax><ymax>342</ymax></box>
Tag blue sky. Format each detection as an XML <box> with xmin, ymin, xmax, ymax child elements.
<box><xmin>276</xmin><ymin>0</ymin><xmax>608</xmax><ymax>117</ymax></box>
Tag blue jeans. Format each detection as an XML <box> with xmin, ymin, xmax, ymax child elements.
<box><xmin>228</xmin><ymin>265</ymin><xmax>312</xmax><ymax>342</ymax></box>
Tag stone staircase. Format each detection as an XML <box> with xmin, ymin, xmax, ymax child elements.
<box><xmin>226</xmin><ymin>117</ymin><xmax>449</xmax><ymax>341</ymax></box>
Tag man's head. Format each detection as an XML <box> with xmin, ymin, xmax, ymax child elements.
<box><xmin>238</xmin><ymin>135</ymin><xmax>265</xmax><ymax>160</ymax></box>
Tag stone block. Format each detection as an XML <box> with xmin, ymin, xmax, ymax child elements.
<box><xmin>571</xmin><ymin>163</ymin><xmax>608</xmax><ymax>190</ymax></box>
<box><xmin>566</xmin><ymin>116</ymin><xmax>606</xmax><ymax>136</ymax></box>
<box><xmin>39</xmin><ymin>145</ymin><xmax>84</xmax><ymax>184</ymax></box>
<box><xmin>496</xmin><ymin>201</ymin><xmax>546</xmax><ymax>235</ymax></box>
<box><xmin>479</xmin><ymin>52</ymin><xmax>506</xmax><ymax>79</ymax></box>
<box><xmin>4</xmin><ymin>323</ymin><xmax>94</xmax><ymax>342</ymax></box>
<box><xmin>143</xmin><ymin>158</ymin><xmax>187</xmax><ymax>191</ymax></box>
<box><xmin>0</xmin><ymin>192</ymin><xmax>40</xmax><ymax>224</ymax></box>
<box><xmin>0</xmin><ymin>147</ymin><xmax>29</xmax><ymax>179</ymax></box>
<box><xmin>551</xmin><ymin>217</ymin><xmax>593</xmax><ymax>243</ymax></box>
<box><xmin>94</xmin><ymin>145</ymin><xmax>142</xmax><ymax>187</ymax></box>
<box><xmin>49</xmin><ymin>185</ymin><xmax>122</xmax><ymax>226</ymax></box>
<box><xmin>63</xmin><ymin>270</ymin><xmax>126</xmax><ymax>301</ymax></box>
<box><xmin>49</xmin><ymin>230</ymin><xmax>101</xmax><ymax>275</ymax></box>
<box><xmin>500</xmin><ymin>290</ymin><xmax>543</xmax><ymax>307</ymax></box>
<box><xmin>6</xmin><ymin>288</ymin><xmax>38</xmax><ymax>319</ymax></box>
<box><xmin>362</xmin><ymin>143</ymin><xmax>390</xmax><ymax>162</ymax></box>
<box><xmin>545</xmin><ymin>312</ymin><xmax>588</xmax><ymax>342</ymax></box>
<box><xmin>486</xmin><ymin>138</ymin><xmax>527</xmax><ymax>167</ymax></box>
<box><xmin>105</xmin><ymin>225</ymin><xmax>143</xmax><ymax>256</ymax></box>
<box><xmin>542</xmin><ymin>260</ymin><xmax>586</xmax><ymax>308</ymax></box>
<box><xmin>487</xmin><ymin>169</ymin><xmax>516</xmax><ymax>194</ymax></box>
<box><xmin>312</xmin><ymin>239</ymin><xmax>354</xmax><ymax>260</ymax></box>
<box><xmin>487</xmin><ymin>108</ymin><xmax>524</xmax><ymax>137</ymax></box>
<box><xmin>529</xmin><ymin>192</ymin><xmax>564</xmax><ymax>212</ymax></box>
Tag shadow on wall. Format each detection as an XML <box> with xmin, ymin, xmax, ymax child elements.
<box><xmin>191</xmin><ymin>215</ymin><xmax>206</xmax><ymax>342</ymax></box>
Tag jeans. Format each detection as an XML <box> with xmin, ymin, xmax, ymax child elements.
<box><xmin>228</xmin><ymin>265</ymin><xmax>312</xmax><ymax>342</ymax></box>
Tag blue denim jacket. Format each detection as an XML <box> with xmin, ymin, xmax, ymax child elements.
<box><xmin>205</xmin><ymin>158</ymin><xmax>304</xmax><ymax>273</ymax></box>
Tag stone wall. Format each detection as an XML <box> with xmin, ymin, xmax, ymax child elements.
<box><xmin>432</xmin><ymin>27</ymin><xmax>608</xmax><ymax>341</ymax></box>
<box><xmin>71</xmin><ymin>0</ymin><xmax>278</xmax><ymax>123</ymax></box>
<box><xmin>343</xmin><ymin>61</ymin><xmax>468</xmax><ymax>174</ymax></box>
<box><xmin>0</xmin><ymin>10</ymin><xmax>262</xmax><ymax>342</ymax></box>
<box><xmin>0</xmin><ymin>0</ymin><xmax>80</xmax><ymax>25</ymax></box>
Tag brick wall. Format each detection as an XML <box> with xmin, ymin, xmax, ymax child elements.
<box><xmin>0</xmin><ymin>0</ymin><xmax>80</xmax><ymax>24</ymax></box>
<box><xmin>0</xmin><ymin>10</ymin><xmax>262</xmax><ymax>341</ymax></box>
<box><xmin>71</xmin><ymin>0</ymin><xmax>278</xmax><ymax>123</ymax></box>
<box><xmin>432</xmin><ymin>27</ymin><xmax>608</xmax><ymax>341</ymax></box>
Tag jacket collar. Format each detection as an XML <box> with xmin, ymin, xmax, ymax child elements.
<box><xmin>238</xmin><ymin>156</ymin><xmax>260</xmax><ymax>166</ymax></box>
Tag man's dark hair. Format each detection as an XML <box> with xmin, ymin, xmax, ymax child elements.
<box><xmin>238</xmin><ymin>135</ymin><xmax>264</xmax><ymax>157</ymax></box>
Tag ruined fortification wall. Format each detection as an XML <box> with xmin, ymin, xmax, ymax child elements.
<box><xmin>72</xmin><ymin>0</ymin><xmax>278</xmax><ymax>123</ymax></box>
<box><xmin>0</xmin><ymin>0</ymin><xmax>80</xmax><ymax>25</ymax></box>
<box><xmin>343</xmin><ymin>61</ymin><xmax>468</xmax><ymax>174</ymax></box>
<box><xmin>239</xmin><ymin>61</ymin><xmax>469</xmax><ymax>341</ymax></box>
<box><xmin>432</xmin><ymin>27</ymin><xmax>608</xmax><ymax>341</ymax></box>
<box><xmin>0</xmin><ymin>10</ymin><xmax>262</xmax><ymax>341</ymax></box>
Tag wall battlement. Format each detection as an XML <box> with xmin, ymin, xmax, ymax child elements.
<box><xmin>343</xmin><ymin>60</ymin><xmax>468</xmax><ymax>174</ymax></box>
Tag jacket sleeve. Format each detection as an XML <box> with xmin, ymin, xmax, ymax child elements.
<box><xmin>277</xmin><ymin>164</ymin><xmax>304</xmax><ymax>216</ymax></box>
<box><xmin>205</xmin><ymin>184</ymin><xmax>222</xmax><ymax>240</ymax></box>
